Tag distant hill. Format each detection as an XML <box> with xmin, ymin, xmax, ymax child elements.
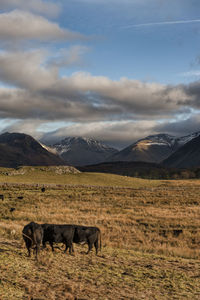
<box><xmin>108</xmin><ymin>134</ymin><xmax>178</xmax><ymax>163</ymax></box>
<box><xmin>163</xmin><ymin>135</ymin><xmax>200</xmax><ymax>168</ymax></box>
<box><xmin>108</xmin><ymin>132</ymin><xmax>200</xmax><ymax>164</ymax></box>
<box><xmin>0</xmin><ymin>132</ymin><xmax>65</xmax><ymax>168</ymax></box>
<box><xmin>78</xmin><ymin>160</ymin><xmax>200</xmax><ymax>179</ymax></box>
<box><xmin>78</xmin><ymin>161</ymin><xmax>172</xmax><ymax>178</ymax></box>
<box><xmin>51</xmin><ymin>137</ymin><xmax>118</xmax><ymax>166</ymax></box>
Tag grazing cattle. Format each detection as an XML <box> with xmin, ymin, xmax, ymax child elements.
<box><xmin>10</xmin><ymin>207</ymin><xmax>15</xmax><ymax>213</ymax></box>
<box><xmin>73</xmin><ymin>226</ymin><xmax>101</xmax><ymax>255</ymax></box>
<box><xmin>41</xmin><ymin>187</ymin><xmax>46</xmax><ymax>193</ymax></box>
<box><xmin>0</xmin><ymin>194</ymin><xmax>4</xmax><ymax>200</ymax></box>
<box><xmin>42</xmin><ymin>224</ymin><xmax>74</xmax><ymax>254</ymax></box>
<box><xmin>22</xmin><ymin>222</ymin><xmax>43</xmax><ymax>259</ymax></box>
<box><xmin>17</xmin><ymin>196</ymin><xmax>23</xmax><ymax>200</ymax></box>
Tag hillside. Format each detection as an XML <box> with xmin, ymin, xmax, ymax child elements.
<box><xmin>108</xmin><ymin>132</ymin><xmax>200</xmax><ymax>164</ymax></box>
<box><xmin>163</xmin><ymin>135</ymin><xmax>200</xmax><ymax>168</ymax></box>
<box><xmin>108</xmin><ymin>134</ymin><xmax>178</xmax><ymax>163</ymax></box>
<box><xmin>79</xmin><ymin>161</ymin><xmax>168</xmax><ymax>178</ymax></box>
<box><xmin>78</xmin><ymin>161</ymin><xmax>198</xmax><ymax>179</ymax></box>
<box><xmin>0</xmin><ymin>132</ymin><xmax>65</xmax><ymax>167</ymax></box>
<box><xmin>0</xmin><ymin>166</ymin><xmax>159</xmax><ymax>187</ymax></box>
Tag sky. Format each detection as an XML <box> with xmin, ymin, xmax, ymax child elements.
<box><xmin>0</xmin><ymin>0</ymin><xmax>200</xmax><ymax>149</ymax></box>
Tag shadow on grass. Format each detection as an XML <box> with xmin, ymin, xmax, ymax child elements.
<box><xmin>0</xmin><ymin>240</ymin><xmax>24</xmax><ymax>257</ymax></box>
<box><xmin>0</xmin><ymin>247</ymin><xmax>11</xmax><ymax>253</ymax></box>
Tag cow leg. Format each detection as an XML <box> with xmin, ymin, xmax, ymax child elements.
<box><xmin>69</xmin><ymin>243</ymin><xmax>74</xmax><ymax>255</ymax></box>
<box><xmin>64</xmin><ymin>242</ymin><xmax>73</xmax><ymax>255</ymax></box>
<box><xmin>35</xmin><ymin>245</ymin><xmax>38</xmax><ymax>260</ymax></box>
<box><xmin>49</xmin><ymin>241</ymin><xmax>54</xmax><ymax>252</ymax></box>
<box><xmin>86</xmin><ymin>242</ymin><xmax>93</xmax><ymax>254</ymax></box>
<box><xmin>27</xmin><ymin>247</ymin><xmax>31</xmax><ymax>257</ymax></box>
<box><xmin>94</xmin><ymin>240</ymin><xmax>98</xmax><ymax>255</ymax></box>
<box><xmin>64</xmin><ymin>243</ymin><xmax>69</xmax><ymax>253</ymax></box>
<box><xmin>25</xmin><ymin>240</ymin><xmax>31</xmax><ymax>257</ymax></box>
<box><xmin>36</xmin><ymin>243</ymin><xmax>41</xmax><ymax>259</ymax></box>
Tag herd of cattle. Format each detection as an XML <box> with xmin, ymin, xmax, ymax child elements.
<box><xmin>22</xmin><ymin>221</ymin><xmax>101</xmax><ymax>259</ymax></box>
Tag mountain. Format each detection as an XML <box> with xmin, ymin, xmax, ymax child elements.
<box><xmin>163</xmin><ymin>134</ymin><xmax>200</xmax><ymax>168</ymax></box>
<box><xmin>107</xmin><ymin>134</ymin><xmax>178</xmax><ymax>163</ymax></box>
<box><xmin>0</xmin><ymin>132</ymin><xmax>65</xmax><ymax>168</ymax></box>
<box><xmin>108</xmin><ymin>132</ymin><xmax>200</xmax><ymax>164</ymax></box>
<box><xmin>52</xmin><ymin>137</ymin><xmax>118</xmax><ymax>166</ymax></box>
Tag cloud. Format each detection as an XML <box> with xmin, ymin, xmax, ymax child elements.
<box><xmin>6</xmin><ymin>119</ymin><xmax>155</xmax><ymax>148</ymax></box>
<box><xmin>47</xmin><ymin>46</ymin><xmax>89</xmax><ymax>68</ymax></box>
<box><xmin>0</xmin><ymin>46</ymin><xmax>200</xmax><ymax>148</ymax></box>
<box><xmin>122</xmin><ymin>18</ymin><xmax>200</xmax><ymax>29</ymax></box>
<box><xmin>0</xmin><ymin>63</ymin><xmax>195</xmax><ymax>122</ymax></box>
<box><xmin>41</xmin><ymin>120</ymin><xmax>158</xmax><ymax>148</ymax></box>
<box><xmin>2</xmin><ymin>118</ymin><xmax>44</xmax><ymax>138</ymax></box>
<box><xmin>0</xmin><ymin>44</ymin><xmax>195</xmax><ymax>122</ymax></box>
<box><xmin>4</xmin><ymin>114</ymin><xmax>200</xmax><ymax>149</ymax></box>
<box><xmin>0</xmin><ymin>0</ymin><xmax>60</xmax><ymax>18</ymax></box>
<box><xmin>154</xmin><ymin>114</ymin><xmax>200</xmax><ymax>138</ymax></box>
<box><xmin>0</xmin><ymin>10</ymin><xmax>86</xmax><ymax>43</ymax></box>
<box><xmin>64</xmin><ymin>72</ymin><xmax>191</xmax><ymax>117</ymax></box>
<box><xmin>0</xmin><ymin>50</ymin><xmax>57</xmax><ymax>90</ymax></box>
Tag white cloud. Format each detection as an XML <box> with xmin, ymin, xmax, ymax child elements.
<box><xmin>0</xmin><ymin>10</ymin><xmax>86</xmax><ymax>42</ymax></box>
<box><xmin>0</xmin><ymin>50</ymin><xmax>57</xmax><ymax>90</ymax></box>
<box><xmin>0</xmin><ymin>0</ymin><xmax>60</xmax><ymax>18</ymax></box>
<box><xmin>42</xmin><ymin>120</ymin><xmax>157</xmax><ymax>147</ymax></box>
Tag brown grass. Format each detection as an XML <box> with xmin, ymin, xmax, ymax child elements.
<box><xmin>0</xmin><ymin>170</ymin><xmax>200</xmax><ymax>299</ymax></box>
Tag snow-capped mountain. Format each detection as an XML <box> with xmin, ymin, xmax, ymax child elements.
<box><xmin>51</xmin><ymin>137</ymin><xmax>118</xmax><ymax>166</ymax></box>
<box><xmin>108</xmin><ymin>132</ymin><xmax>200</xmax><ymax>164</ymax></box>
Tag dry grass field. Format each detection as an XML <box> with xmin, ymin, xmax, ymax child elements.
<box><xmin>0</xmin><ymin>167</ymin><xmax>200</xmax><ymax>299</ymax></box>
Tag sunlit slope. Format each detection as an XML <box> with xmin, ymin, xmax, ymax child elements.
<box><xmin>0</xmin><ymin>166</ymin><xmax>161</xmax><ymax>188</ymax></box>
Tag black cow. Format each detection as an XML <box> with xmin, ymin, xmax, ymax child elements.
<box><xmin>73</xmin><ymin>225</ymin><xmax>101</xmax><ymax>255</ymax></box>
<box><xmin>42</xmin><ymin>224</ymin><xmax>74</xmax><ymax>254</ymax></box>
<box><xmin>22</xmin><ymin>222</ymin><xmax>43</xmax><ymax>259</ymax></box>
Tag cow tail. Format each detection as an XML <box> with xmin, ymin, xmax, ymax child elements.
<box><xmin>22</xmin><ymin>232</ymin><xmax>33</xmax><ymax>243</ymax></box>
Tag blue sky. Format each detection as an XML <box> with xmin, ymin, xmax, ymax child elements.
<box><xmin>59</xmin><ymin>0</ymin><xmax>200</xmax><ymax>84</ymax></box>
<box><xmin>0</xmin><ymin>0</ymin><xmax>200</xmax><ymax>148</ymax></box>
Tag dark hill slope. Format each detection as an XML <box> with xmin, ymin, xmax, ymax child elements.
<box><xmin>0</xmin><ymin>132</ymin><xmax>65</xmax><ymax>167</ymax></box>
<box><xmin>163</xmin><ymin>135</ymin><xmax>200</xmax><ymax>168</ymax></box>
<box><xmin>78</xmin><ymin>161</ymin><xmax>171</xmax><ymax>178</ymax></box>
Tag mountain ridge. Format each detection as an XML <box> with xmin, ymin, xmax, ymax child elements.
<box><xmin>51</xmin><ymin>136</ymin><xmax>118</xmax><ymax>166</ymax></box>
<box><xmin>107</xmin><ymin>132</ymin><xmax>200</xmax><ymax>164</ymax></box>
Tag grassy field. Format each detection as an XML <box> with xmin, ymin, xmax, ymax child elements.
<box><xmin>0</xmin><ymin>167</ymin><xmax>200</xmax><ymax>299</ymax></box>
